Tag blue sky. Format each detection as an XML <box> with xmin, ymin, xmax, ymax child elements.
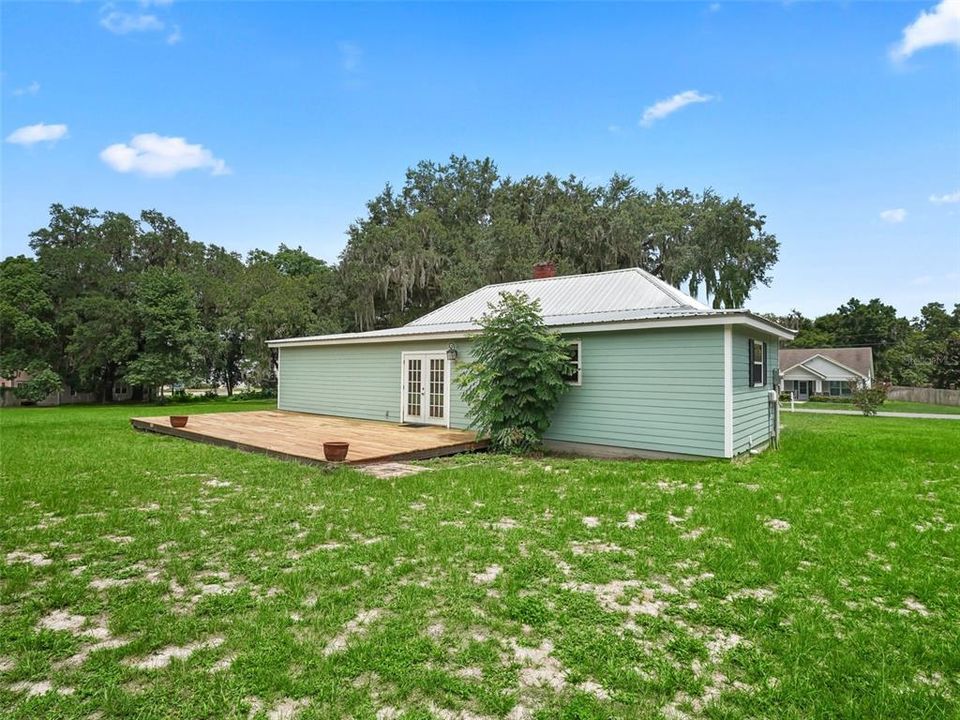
<box><xmin>3</xmin><ymin>1</ymin><xmax>958</xmax><ymax>317</ymax></box>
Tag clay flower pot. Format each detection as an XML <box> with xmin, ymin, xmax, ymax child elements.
<box><xmin>170</xmin><ymin>415</ymin><xmax>189</xmax><ymax>428</ymax></box>
<box><xmin>323</xmin><ymin>441</ymin><xmax>349</xmax><ymax>462</ymax></box>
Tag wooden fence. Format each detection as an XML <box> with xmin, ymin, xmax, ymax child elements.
<box><xmin>887</xmin><ymin>386</ymin><xmax>960</xmax><ymax>406</ymax></box>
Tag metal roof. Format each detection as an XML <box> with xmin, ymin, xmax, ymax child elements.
<box><xmin>268</xmin><ymin>268</ymin><xmax>794</xmax><ymax>346</ymax></box>
<box><xmin>407</xmin><ymin>267</ymin><xmax>709</xmax><ymax>328</ymax></box>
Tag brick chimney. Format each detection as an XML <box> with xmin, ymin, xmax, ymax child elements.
<box><xmin>532</xmin><ymin>261</ymin><xmax>556</xmax><ymax>279</ymax></box>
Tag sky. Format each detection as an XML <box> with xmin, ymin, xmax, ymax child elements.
<box><xmin>2</xmin><ymin>1</ymin><xmax>959</xmax><ymax>319</ymax></box>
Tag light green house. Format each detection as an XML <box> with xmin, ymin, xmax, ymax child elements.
<box><xmin>268</xmin><ymin>268</ymin><xmax>794</xmax><ymax>459</ymax></box>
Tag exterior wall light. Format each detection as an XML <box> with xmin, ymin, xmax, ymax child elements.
<box><xmin>446</xmin><ymin>344</ymin><xmax>459</xmax><ymax>363</ymax></box>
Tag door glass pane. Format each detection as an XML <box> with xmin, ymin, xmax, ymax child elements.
<box><xmin>407</xmin><ymin>358</ymin><xmax>422</xmax><ymax>417</ymax></box>
<box><xmin>429</xmin><ymin>357</ymin><xmax>445</xmax><ymax>418</ymax></box>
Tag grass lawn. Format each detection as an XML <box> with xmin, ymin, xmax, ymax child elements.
<box><xmin>1</xmin><ymin>401</ymin><xmax>958</xmax><ymax>719</ymax></box>
<box><xmin>786</xmin><ymin>399</ymin><xmax>960</xmax><ymax>415</ymax></box>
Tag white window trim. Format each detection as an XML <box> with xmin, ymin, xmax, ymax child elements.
<box><xmin>399</xmin><ymin>350</ymin><xmax>452</xmax><ymax>428</ymax></box>
<box><xmin>751</xmin><ymin>339</ymin><xmax>766</xmax><ymax>388</ymax></box>
<box><xmin>565</xmin><ymin>340</ymin><xmax>582</xmax><ymax>386</ymax></box>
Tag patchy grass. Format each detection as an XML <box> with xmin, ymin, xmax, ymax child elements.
<box><xmin>1</xmin><ymin>401</ymin><xmax>958</xmax><ymax>719</ymax></box>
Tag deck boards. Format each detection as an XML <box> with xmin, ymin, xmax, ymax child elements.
<box><xmin>130</xmin><ymin>410</ymin><xmax>487</xmax><ymax>466</ymax></box>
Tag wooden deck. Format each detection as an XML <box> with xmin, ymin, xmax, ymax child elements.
<box><xmin>130</xmin><ymin>410</ymin><xmax>488</xmax><ymax>466</ymax></box>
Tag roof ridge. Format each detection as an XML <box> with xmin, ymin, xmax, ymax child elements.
<box><xmin>476</xmin><ymin>266</ymin><xmax>639</xmax><ymax>290</ymax></box>
<box><xmin>406</xmin><ymin>267</ymin><xmax>705</xmax><ymax>327</ymax></box>
<box><xmin>628</xmin><ymin>267</ymin><xmax>708</xmax><ymax>310</ymax></box>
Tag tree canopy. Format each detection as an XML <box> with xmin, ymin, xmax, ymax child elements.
<box><xmin>3</xmin><ymin>156</ymin><xmax>954</xmax><ymax>400</ymax></box>
<box><xmin>768</xmin><ymin>299</ymin><xmax>960</xmax><ymax>388</ymax></box>
<box><xmin>341</xmin><ymin>156</ymin><xmax>780</xmax><ymax>329</ymax></box>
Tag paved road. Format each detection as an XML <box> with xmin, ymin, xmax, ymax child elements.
<box><xmin>784</xmin><ymin>408</ymin><xmax>960</xmax><ymax>420</ymax></box>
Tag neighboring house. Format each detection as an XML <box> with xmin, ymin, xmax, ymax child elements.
<box><xmin>0</xmin><ymin>370</ymin><xmax>133</xmax><ymax>407</ymax></box>
<box><xmin>268</xmin><ymin>266</ymin><xmax>794</xmax><ymax>459</ymax></box>
<box><xmin>779</xmin><ymin>347</ymin><xmax>874</xmax><ymax>400</ymax></box>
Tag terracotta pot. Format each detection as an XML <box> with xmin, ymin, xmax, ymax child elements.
<box><xmin>170</xmin><ymin>415</ymin><xmax>188</xmax><ymax>428</ymax></box>
<box><xmin>323</xmin><ymin>441</ymin><xmax>349</xmax><ymax>462</ymax></box>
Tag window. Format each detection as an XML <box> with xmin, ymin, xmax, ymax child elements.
<box><xmin>828</xmin><ymin>380</ymin><xmax>852</xmax><ymax>397</ymax></box>
<box><xmin>563</xmin><ymin>341</ymin><xmax>582</xmax><ymax>386</ymax></box>
<box><xmin>749</xmin><ymin>339</ymin><xmax>767</xmax><ymax>387</ymax></box>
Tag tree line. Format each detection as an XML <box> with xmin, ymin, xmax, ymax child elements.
<box><xmin>766</xmin><ymin>299</ymin><xmax>960</xmax><ymax>388</ymax></box>
<box><xmin>1</xmin><ymin>207</ymin><xmax>342</xmax><ymax>401</ymax></box>
<box><xmin>3</xmin><ymin>155</ymin><xmax>953</xmax><ymax>401</ymax></box>
<box><xmin>1</xmin><ymin>156</ymin><xmax>784</xmax><ymax>401</ymax></box>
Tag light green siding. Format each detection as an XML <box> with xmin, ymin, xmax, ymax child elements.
<box><xmin>277</xmin><ymin>341</ymin><xmax>470</xmax><ymax>425</ymax></box>
<box><xmin>731</xmin><ymin>327</ymin><xmax>780</xmax><ymax>455</ymax></box>
<box><xmin>277</xmin><ymin>324</ymin><xmax>756</xmax><ymax>459</ymax></box>
<box><xmin>544</xmin><ymin>327</ymin><xmax>726</xmax><ymax>458</ymax></box>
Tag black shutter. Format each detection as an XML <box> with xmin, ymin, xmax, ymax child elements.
<box><xmin>748</xmin><ymin>339</ymin><xmax>754</xmax><ymax>384</ymax></box>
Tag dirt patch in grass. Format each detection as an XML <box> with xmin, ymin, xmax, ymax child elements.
<box><xmin>126</xmin><ymin>636</ymin><xmax>225</xmax><ymax>670</ymax></box>
<box><xmin>764</xmin><ymin>518</ymin><xmax>791</xmax><ymax>532</ymax></box>
<box><xmin>471</xmin><ymin>565</ymin><xmax>502</xmax><ymax>584</ymax></box>
<box><xmin>8</xmin><ymin>680</ymin><xmax>75</xmax><ymax>697</ymax></box>
<box><xmin>324</xmin><ymin>609</ymin><xmax>384</xmax><ymax>656</ymax></box>
<box><xmin>569</xmin><ymin>541</ymin><xmax>629</xmax><ymax>555</ymax></box>
<box><xmin>618</xmin><ymin>511</ymin><xmax>647</xmax><ymax>528</ymax></box>
<box><xmin>37</xmin><ymin>609</ymin><xmax>87</xmax><ymax>633</ymax></box>
<box><xmin>360</xmin><ymin>462</ymin><xmax>426</xmax><ymax>479</ymax></box>
<box><xmin>6</xmin><ymin>550</ymin><xmax>52</xmax><ymax>567</ymax></box>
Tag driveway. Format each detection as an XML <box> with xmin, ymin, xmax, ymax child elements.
<box><xmin>784</xmin><ymin>408</ymin><xmax>960</xmax><ymax>420</ymax></box>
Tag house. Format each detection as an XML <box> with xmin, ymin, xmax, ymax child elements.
<box><xmin>779</xmin><ymin>347</ymin><xmax>874</xmax><ymax>400</ymax></box>
<box><xmin>267</xmin><ymin>266</ymin><xmax>795</xmax><ymax>459</ymax></box>
<box><xmin>0</xmin><ymin>370</ymin><xmax>133</xmax><ymax>407</ymax></box>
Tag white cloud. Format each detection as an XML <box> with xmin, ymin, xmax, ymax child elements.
<box><xmin>100</xmin><ymin>10</ymin><xmax>164</xmax><ymax>34</ymax></box>
<box><xmin>338</xmin><ymin>41</ymin><xmax>362</xmax><ymax>73</ymax></box>
<box><xmin>12</xmin><ymin>81</ymin><xmax>40</xmax><ymax>97</ymax></box>
<box><xmin>640</xmin><ymin>90</ymin><xmax>713</xmax><ymax>127</ymax></box>
<box><xmin>100</xmin><ymin>2</ymin><xmax>179</xmax><ymax>41</ymax></box>
<box><xmin>890</xmin><ymin>0</ymin><xmax>960</xmax><ymax>60</ymax></box>
<box><xmin>5</xmin><ymin>123</ymin><xmax>68</xmax><ymax>146</ymax></box>
<box><xmin>930</xmin><ymin>189</ymin><xmax>960</xmax><ymax>204</ymax></box>
<box><xmin>708</xmin><ymin>3</ymin><xmax>722</xmax><ymax>12</ymax></box>
<box><xmin>100</xmin><ymin>133</ymin><xmax>230</xmax><ymax>177</ymax></box>
<box><xmin>880</xmin><ymin>208</ymin><xmax>907</xmax><ymax>223</ymax></box>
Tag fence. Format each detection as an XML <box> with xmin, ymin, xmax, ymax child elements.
<box><xmin>887</xmin><ymin>386</ymin><xmax>960</xmax><ymax>407</ymax></box>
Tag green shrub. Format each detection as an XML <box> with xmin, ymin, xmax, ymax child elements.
<box><xmin>851</xmin><ymin>380</ymin><xmax>891</xmax><ymax>416</ymax></box>
<box><xmin>226</xmin><ymin>388</ymin><xmax>276</xmax><ymax>401</ymax></box>
<box><xmin>458</xmin><ymin>292</ymin><xmax>570</xmax><ymax>453</ymax></box>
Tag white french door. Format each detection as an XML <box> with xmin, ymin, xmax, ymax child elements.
<box><xmin>401</xmin><ymin>352</ymin><xmax>449</xmax><ymax>426</ymax></box>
